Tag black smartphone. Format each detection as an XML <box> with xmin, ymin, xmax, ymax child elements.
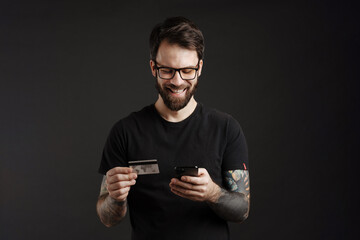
<box><xmin>174</xmin><ymin>166</ymin><xmax>199</xmax><ymax>179</ymax></box>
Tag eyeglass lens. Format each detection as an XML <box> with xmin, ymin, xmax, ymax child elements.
<box><xmin>158</xmin><ymin>68</ymin><xmax>197</xmax><ymax>80</ymax></box>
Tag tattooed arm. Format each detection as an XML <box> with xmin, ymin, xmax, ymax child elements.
<box><xmin>96</xmin><ymin>167</ymin><xmax>137</xmax><ymax>227</ymax></box>
<box><xmin>169</xmin><ymin>168</ymin><xmax>250</xmax><ymax>223</ymax></box>
<box><xmin>208</xmin><ymin>170</ymin><xmax>250</xmax><ymax>223</ymax></box>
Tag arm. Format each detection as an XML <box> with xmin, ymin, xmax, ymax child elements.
<box><xmin>96</xmin><ymin>176</ymin><xmax>127</xmax><ymax>227</ymax></box>
<box><xmin>169</xmin><ymin>168</ymin><xmax>250</xmax><ymax>223</ymax></box>
<box><xmin>96</xmin><ymin>167</ymin><xmax>137</xmax><ymax>227</ymax></box>
<box><xmin>208</xmin><ymin>169</ymin><xmax>250</xmax><ymax>223</ymax></box>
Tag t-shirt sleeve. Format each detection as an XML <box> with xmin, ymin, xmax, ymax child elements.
<box><xmin>98</xmin><ymin>121</ymin><xmax>128</xmax><ymax>175</ymax></box>
<box><xmin>221</xmin><ymin>116</ymin><xmax>249</xmax><ymax>171</ymax></box>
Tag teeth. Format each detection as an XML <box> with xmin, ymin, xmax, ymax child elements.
<box><xmin>170</xmin><ymin>89</ymin><xmax>185</xmax><ymax>93</ymax></box>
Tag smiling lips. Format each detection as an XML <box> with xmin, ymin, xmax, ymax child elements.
<box><xmin>167</xmin><ymin>87</ymin><xmax>187</xmax><ymax>95</ymax></box>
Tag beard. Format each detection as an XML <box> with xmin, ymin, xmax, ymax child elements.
<box><xmin>155</xmin><ymin>79</ymin><xmax>198</xmax><ymax>111</ymax></box>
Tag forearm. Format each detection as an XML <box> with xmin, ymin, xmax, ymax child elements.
<box><xmin>207</xmin><ymin>186</ymin><xmax>250</xmax><ymax>222</ymax></box>
<box><xmin>96</xmin><ymin>193</ymin><xmax>127</xmax><ymax>227</ymax></box>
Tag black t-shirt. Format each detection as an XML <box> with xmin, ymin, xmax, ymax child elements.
<box><xmin>99</xmin><ymin>103</ymin><xmax>248</xmax><ymax>240</ymax></box>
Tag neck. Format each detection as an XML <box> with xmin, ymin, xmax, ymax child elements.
<box><xmin>154</xmin><ymin>96</ymin><xmax>197</xmax><ymax>123</ymax></box>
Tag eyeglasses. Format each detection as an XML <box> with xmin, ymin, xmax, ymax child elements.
<box><xmin>154</xmin><ymin>60</ymin><xmax>200</xmax><ymax>80</ymax></box>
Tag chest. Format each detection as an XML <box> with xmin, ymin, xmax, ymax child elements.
<box><xmin>125</xmin><ymin>120</ymin><xmax>226</xmax><ymax>185</ymax></box>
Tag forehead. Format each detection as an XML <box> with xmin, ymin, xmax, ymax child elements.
<box><xmin>156</xmin><ymin>40</ymin><xmax>198</xmax><ymax>68</ymax></box>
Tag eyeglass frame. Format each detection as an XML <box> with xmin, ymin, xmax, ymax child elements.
<box><xmin>153</xmin><ymin>60</ymin><xmax>201</xmax><ymax>80</ymax></box>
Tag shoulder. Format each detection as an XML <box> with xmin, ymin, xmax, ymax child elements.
<box><xmin>199</xmin><ymin>103</ymin><xmax>240</xmax><ymax>129</ymax></box>
<box><xmin>111</xmin><ymin>104</ymin><xmax>155</xmax><ymax>132</ymax></box>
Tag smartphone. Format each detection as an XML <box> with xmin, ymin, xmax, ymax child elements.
<box><xmin>174</xmin><ymin>166</ymin><xmax>199</xmax><ymax>179</ymax></box>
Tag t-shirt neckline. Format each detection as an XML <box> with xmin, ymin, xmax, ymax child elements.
<box><xmin>151</xmin><ymin>103</ymin><xmax>202</xmax><ymax>127</ymax></box>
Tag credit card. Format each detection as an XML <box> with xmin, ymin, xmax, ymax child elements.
<box><xmin>128</xmin><ymin>159</ymin><xmax>160</xmax><ymax>175</ymax></box>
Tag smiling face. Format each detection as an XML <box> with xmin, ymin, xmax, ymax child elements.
<box><xmin>150</xmin><ymin>40</ymin><xmax>203</xmax><ymax>111</ymax></box>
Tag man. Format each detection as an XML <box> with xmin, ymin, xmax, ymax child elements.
<box><xmin>96</xmin><ymin>16</ymin><xmax>250</xmax><ymax>240</ymax></box>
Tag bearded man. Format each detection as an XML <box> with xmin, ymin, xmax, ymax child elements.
<box><xmin>96</xmin><ymin>16</ymin><xmax>250</xmax><ymax>240</ymax></box>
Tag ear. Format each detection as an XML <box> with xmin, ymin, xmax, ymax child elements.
<box><xmin>150</xmin><ymin>60</ymin><xmax>157</xmax><ymax>77</ymax></box>
<box><xmin>197</xmin><ymin>59</ymin><xmax>204</xmax><ymax>77</ymax></box>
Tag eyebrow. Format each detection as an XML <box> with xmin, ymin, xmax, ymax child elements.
<box><xmin>156</xmin><ymin>61</ymin><xmax>199</xmax><ymax>69</ymax></box>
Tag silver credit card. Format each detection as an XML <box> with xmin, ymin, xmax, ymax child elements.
<box><xmin>128</xmin><ymin>159</ymin><xmax>160</xmax><ymax>175</ymax></box>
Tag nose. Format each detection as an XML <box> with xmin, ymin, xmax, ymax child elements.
<box><xmin>169</xmin><ymin>71</ymin><xmax>184</xmax><ymax>86</ymax></box>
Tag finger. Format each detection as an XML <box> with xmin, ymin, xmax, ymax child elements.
<box><xmin>197</xmin><ymin>168</ymin><xmax>209</xmax><ymax>175</ymax></box>
<box><xmin>107</xmin><ymin>173</ymin><xmax>138</xmax><ymax>184</ymax></box>
<box><xmin>110</xmin><ymin>186</ymin><xmax>131</xmax><ymax>197</ymax></box>
<box><xmin>170</xmin><ymin>182</ymin><xmax>206</xmax><ymax>196</ymax></box>
<box><xmin>110</xmin><ymin>189</ymin><xmax>130</xmax><ymax>202</ymax></box>
<box><xmin>170</xmin><ymin>178</ymin><xmax>204</xmax><ymax>191</ymax></box>
<box><xmin>107</xmin><ymin>167</ymin><xmax>133</xmax><ymax>176</ymax></box>
<box><xmin>117</xmin><ymin>193</ymin><xmax>129</xmax><ymax>202</ymax></box>
<box><xmin>170</xmin><ymin>188</ymin><xmax>201</xmax><ymax>202</ymax></box>
<box><xmin>180</xmin><ymin>175</ymin><xmax>207</xmax><ymax>185</ymax></box>
<box><xmin>107</xmin><ymin>179</ymin><xmax>136</xmax><ymax>191</ymax></box>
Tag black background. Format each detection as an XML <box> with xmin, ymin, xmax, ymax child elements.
<box><xmin>1</xmin><ymin>0</ymin><xmax>358</xmax><ymax>239</ymax></box>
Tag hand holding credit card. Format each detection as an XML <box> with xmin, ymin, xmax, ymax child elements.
<box><xmin>106</xmin><ymin>167</ymin><xmax>137</xmax><ymax>202</ymax></box>
<box><xmin>129</xmin><ymin>159</ymin><xmax>160</xmax><ymax>175</ymax></box>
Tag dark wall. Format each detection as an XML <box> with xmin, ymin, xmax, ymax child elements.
<box><xmin>1</xmin><ymin>1</ymin><xmax>358</xmax><ymax>239</ymax></box>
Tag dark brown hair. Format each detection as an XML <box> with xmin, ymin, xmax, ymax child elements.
<box><xmin>149</xmin><ymin>16</ymin><xmax>205</xmax><ymax>61</ymax></box>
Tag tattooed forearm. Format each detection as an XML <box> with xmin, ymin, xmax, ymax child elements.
<box><xmin>96</xmin><ymin>176</ymin><xmax>127</xmax><ymax>227</ymax></box>
<box><xmin>208</xmin><ymin>170</ymin><xmax>250</xmax><ymax>223</ymax></box>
